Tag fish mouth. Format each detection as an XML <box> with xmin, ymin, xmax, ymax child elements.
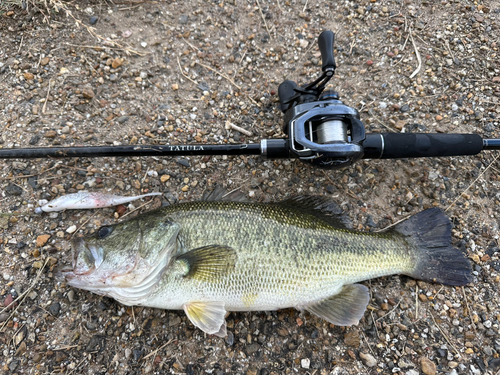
<box><xmin>66</xmin><ymin>237</ymin><xmax>102</xmax><ymax>277</ymax></box>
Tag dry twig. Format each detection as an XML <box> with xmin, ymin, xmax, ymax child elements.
<box><xmin>142</xmin><ymin>339</ymin><xmax>174</xmax><ymax>361</ymax></box>
<box><xmin>446</xmin><ymin>153</ymin><xmax>499</xmax><ymax>212</ymax></box>
<box><xmin>0</xmin><ymin>257</ymin><xmax>50</xmax><ymax>332</ymax></box>
<box><xmin>177</xmin><ymin>56</ymin><xmax>198</xmax><ymax>86</ymax></box>
<box><xmin>409</xmin><ymin>30</ymin><xmax>422</xmax><ymax>79</ymax></box>
<box><xmin>195</xmin><ymin>62</ymin><xmax>241</xmax><ymax>90</ymax></box>
<box><xmin>256</xmin><ymin>0</ymin><xmax>272</xmax><ymax>39</ymax></box>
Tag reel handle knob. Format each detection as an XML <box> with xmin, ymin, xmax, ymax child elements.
<box><xmin>318</xmin><ymin>30</ymin><xmax>336</xmax><ymax>74</ymax></box>
<box><xmin>278</xmin><ymin>80</ymin><xmax>298</xmax><ymax>113</ymax></box>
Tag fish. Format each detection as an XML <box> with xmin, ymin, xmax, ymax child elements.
<box><xmin>60</xmin><ymin>195</ymin><xmax>472</xmax><ymax>337</ymax></box>
<box><xmin>35</xmin><ymin>192</ymin><xmax>162</xmax><ymax>213</ymax></box>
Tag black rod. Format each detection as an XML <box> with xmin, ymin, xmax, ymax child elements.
<box><xmin>0</xmin><ymin>143</ymin><xmax>262</xmax><ymax>159</ymax></box>
<box><xmin>483</xmin><ymin>139</ymin><xmax>500</xmax><ymax>150</ymax></box>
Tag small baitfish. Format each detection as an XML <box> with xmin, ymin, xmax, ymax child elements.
<box><xmin>60</xmin><ymin>195</ymin><xmax>472</xmax><ymax>337</ymax></box>
<box><xmin>36</xmin><ymin>192</ymin><xmax>162</xmax><ymax>213</ymax></box>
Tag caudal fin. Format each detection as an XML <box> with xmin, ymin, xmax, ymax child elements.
<box><xmin>394</xmin><ymin>208</ymin><xmax>472</xmax><ymax>286</ymax></box>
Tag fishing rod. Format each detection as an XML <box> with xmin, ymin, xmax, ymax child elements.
<box><xmin>0</xmin><ymin>31</ymin><xmax>499</xmax><ymax>169</ymax></box>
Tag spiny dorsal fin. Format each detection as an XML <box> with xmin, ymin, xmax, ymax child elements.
<box><xmin>175</xmin><ymin>245</ymin><xmax>237</xmax><ymax>282</ymax></box>
<box><xmin>202</xmin><ymin>185</ymin><xmax>249</xmax><ymax>202</ymax></box>
<box><xmin>183</xmin><ymin>301</ymin><xmax>227</xmax><ymax>336</ymax></box>
<box><xmin>304</xmin><ymin>284</ymin><xmax>369</xmax><ymax>326</ymax></box>
<box><xmin>275</xmin><ymin>196</ymin><xmax>351</xmax><ymax>229</ymax></box>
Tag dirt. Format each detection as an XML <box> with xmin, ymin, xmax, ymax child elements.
<box><xmin>0</xmin><ymin>0</ymin><xmax>499</xmax><ymax>374</ymax></box>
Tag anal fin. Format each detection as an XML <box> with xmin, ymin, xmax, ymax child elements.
<box><xmin>304</xmin><ymin>284</ymin><xmax>369</xmax><ymax>326</ymax></box>
<box><xmin>183</xmin><ymin>301</ymin><xmax>227</xmax><ymax>336</ymax></box>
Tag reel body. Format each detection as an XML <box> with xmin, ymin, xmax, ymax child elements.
<box><xmin>282</xmin><ymin>92</ymin><xmax>365</xmax><ymax>169</ymax></box>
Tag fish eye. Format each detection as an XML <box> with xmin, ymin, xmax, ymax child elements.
<box><xmin>98</xmin><ymin>226</ymin><xmax>113</xmax><ymax>239</ymax></box>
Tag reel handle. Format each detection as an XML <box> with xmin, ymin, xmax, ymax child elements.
<box><xmin>362</xmin><ymin>133</ymin><xmax>483</xmax><ymax>159</ymax></box>
<box><xmin>318</xmin><ymin>30</ymin><xmax>336</xmax><ymax>73</ymax></box>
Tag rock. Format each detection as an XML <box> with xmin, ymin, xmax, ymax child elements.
<box><xmin>179</xmin><ymin>15</ymin><xmax>189</xmax><ymax>24</ymax></box>
<box><xmin>245</xmin><ymin>343</ymin><xmax>260</xmax><ymax>355</ymax></box>
<box><xmin>45</xmin><ymin>130</ymin><xmax>57</xmax><ymax>138</ymax></box>
<box><xmin>176</xmin><ymin>159</ymin><xmax>190</xmax><ymax>167</ymax></box>
<box><xmin>82</xmin><ymin>88</ymin><xmax>95</xmax><ymax>99</ymax></box>
<box><xmin>420</xmin><ymin>357</ymin><xmax>436</xmax><ymax>375</ymax></box>
<box><xmin>5</xmin><ymin>183</ymin><xmax>23</xmax><ymax>196</ymax></box>
<box><xmin>360</xmin><ymin>352</ymin><xmax>377</xmax><ymax>367</ymax></box>
<box><xmin>225</xmin><ymin>331</ymin><xmax>234</xmax><ymax>346</ymax></box>
<box><xmin>117</xmin><ymin>116</ymin><xmax>129</xmax><ymax>124</ymax></box>
<box><xmin>435</xmin><ymin>115</ymin><xmax>443</xmax><ymax>121</ymax></box>
<box><xmin>111</xmin><ymin>58</ymin><xmax>123</xmax><ymax>69</ymax></box>
<box><xmin>36</xmin><ymin>234</ymin><xmax>51</xmax><ymax>247</ymax></box>
<box><xmin>55</xmin><ymin>351</ymin><xmax>67</xmax><ymax>362</ymax></box>
<box><xmin>489</xmin><ymin>358</ymin><xmax>500</xmax><ymax>370</ymax></box>
<box><xmin>301</xmin><ymin>358</ymin><xmax>310</xmax><ymax>369</ymax></box>
<box><xmin>66</xmin><ymin>225</ymin><xmax>77</xmax><ymax>234</ymax></box>
<box><xmin>29</xmin><ymin>134</ymin><xmax>41</xmax><ymax>145</ymax></box>
<box><xmin>133</xmin><ymin>349</ymin><xmax>142</xmax><ymax>361</ymax></box>
<box><xmin>48</xmin><ymin>302</ymin><xmax>60</xmax><ymax>316</ymax></box>
<box><xmin>400</xmin><ymin>104</ymin><xmax>410</xmax><ymax>112</ymax></box>
<box><xmin>344</xmin><ymin>330</ymin><xmax>360</xmax><ymax>347</ymax></box>
<box><xmin>24</xmin><ymin>72</ymin><xmax>34</xmax><ymax>80</ymax></box>
<box><xmin>40</xmin><ymin>57</ymin><xmax>50</xmax><ymax>66</ymax></box>
<box><xmin>89</xmin><ymin>16</ymin><xmax>98</xmax><ymax>25</ymax></box>
<box><xmin>86</xmin><ymin>335</ymin><xmax>106</xmax><ymax>352</ymax></box>
<box><xmin>8</xmin><ymin>359</ymin><xmax>19</xmax><ymax>372</ymax></box>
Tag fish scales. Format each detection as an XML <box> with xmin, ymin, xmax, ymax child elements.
<box><xmin>62</xmin><ymin>196</ymin><xmax>472</xmax><ymax>337</ymax></box>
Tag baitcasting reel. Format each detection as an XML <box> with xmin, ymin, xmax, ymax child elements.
<box><xmin>278</xmin><ymin>31</ymin><xmax>366</xmax><ymax>169</ymax></box>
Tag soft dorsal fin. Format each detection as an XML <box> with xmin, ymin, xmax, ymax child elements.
<box><xmin>304</xmin><ymin>284</ymin><xmax>369</xmax><ymax>326</ymax></box>
<box><xmin>175</xmin><ymin>245</ymin><xmax>237</xmax><ymax>282</ymax></box>
<box><xmin>275</xmin><ymin>196</ymin><xmax>351</xmax><ymax>229</ymax></box>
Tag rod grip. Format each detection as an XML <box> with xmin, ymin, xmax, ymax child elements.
<box><xmin>362</xmin><ymin>133</ymin><xmax>483</xmax><ymax>159</ymax></box>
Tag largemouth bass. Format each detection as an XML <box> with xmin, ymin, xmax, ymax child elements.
<box><xmin>61</xmin><ymin>196</ymin><xmax>471</xmax><ymax>337</ymax></box>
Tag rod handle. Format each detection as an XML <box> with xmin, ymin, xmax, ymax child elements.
<box><xmin>362</xmin><ymin>133</ymin><xmax>483</xmax><ymax>159</ymax></box>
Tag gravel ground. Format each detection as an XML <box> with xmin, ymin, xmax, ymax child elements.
<box><xmin>1</xmin><ymin>0</ymin><xmax>500</xmax><ymax>374</ymax></box>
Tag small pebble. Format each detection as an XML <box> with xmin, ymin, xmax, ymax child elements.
<box><xmin>420</xmin><ymin>357</ymin><xmax>436</xmax><ymax>375</ymax></box>
<box><xmin>36</xmin><ymin>234</ymin><xmax>50</xmax><ymax>247</ymax></box>
<box><xmin>359</xmin><ymin>352</ymin><xmax>377</xmax><ymax>367</ymax></box>
<box><xmin>300</xmin><ymin>358</ymin><xmax>310</xmax><ymax>369</ymax></box>
<box><xmin>66</xmin><ymin>225</ymin><xmax>77</xmax><ymax>234</ymax></box>
<box><xmin>48</xmin><ymin>302</ymin><xmax>61</xmax><ymax>316</ymax></box>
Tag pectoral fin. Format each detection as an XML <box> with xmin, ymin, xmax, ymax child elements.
<box><xmin>183</xmin><ymin>301</ymin><xmax>227</xmax><ymax>337</ymax></box>
<box><xmin>304</xmin><ymin>284</ymin><xmax>369</xmax><ymax>326</ymax></box>
<box><xmin>175</xmin><ymin>245</ymin><xmax>237</xmax><ymax>282</ymax></box>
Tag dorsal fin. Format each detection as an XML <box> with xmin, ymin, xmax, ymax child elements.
<box><xmin>202</xmin><ymin>185</ymin><xmax>249</xmax><ymax>202</ymax></box>
<box><xmin>275</xmin><ymin>196</ymin><xmax>351</xmax><ymax>229</ymax></box>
